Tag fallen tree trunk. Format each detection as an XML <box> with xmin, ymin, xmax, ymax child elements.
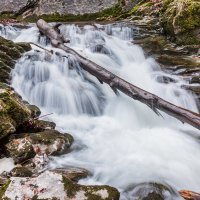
<box><xmin>37</xmin><ymin>19</ymin><xmax>200</xmax><ymax>131</ymax></box>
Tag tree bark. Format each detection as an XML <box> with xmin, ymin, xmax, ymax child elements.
<box><xmin>36</xmin><ymin>19</ymin><xmax>200</xmax><ymax>131</ymax></box>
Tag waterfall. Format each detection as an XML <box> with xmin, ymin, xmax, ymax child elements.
<box><xmin>2</xmin><ymin>23</ymin><xmax>200</xmax><ymax>199</ymax></box>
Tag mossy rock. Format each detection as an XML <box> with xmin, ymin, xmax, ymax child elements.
<box><xmin>129</xmin><ymin>1</ymin><xmax>154</xmax><ymax>16</ymax></box>
<box><xmin>6</xmin><ymin>136</ymin><xmax>36</xmax><ymax>163</ymax></box>
<box><xmin>29</xmin><ymin>130</ymin><xmax>74</xmax><ymax>155</ymax></box>
<box><xmin>26</xmin><ymin>104</ymin><xmax>41</xmax><ymax>118</ymax></box>
<box><xmin>161</xmin><ymin>0</ymin><xmax>200</xmax><ymax>45</ymax></box>
<box><xmin>0</xmin><ymin>83</ymin><xmax>32</xmax><ymax>140</ymax></box>
<box><xmin>33</xmin><ymin>120</ymin><xmax>56</xmax><ymax>130</ymax></box>
<box><xmin>51</xmin><ymin>167</ymin><xmax>90</xmax><ymax>182</ymax></box>
<box><xmin>0</xmin><ymin>180</ymin><xmax>11</xmax><ymax>200</ymax></box>
<box><xmin>0</xmin><ymin>36</ymin><xmax>31</xmax><ymax>83</ymax></box>
<box><xmin>63</xmin><ymin>177</ymin><xmax>120</xmax><ymax>200</ymax></box>
<box><xmin>10</xmin><ymin>166</ymin><xmax>33</xmax><ymax>177</ymax></box>
<box><xmin>16</xmin><ymin>119</ymin><xmax>56</xmax><ymax>133</ymax></box>
<box><xmin>1</xmin><ymin>171</ymin><xmax>120</xmax><ymax>200</ymax></box>
<box><xmin>5</xmin><ymin>130</ymin><xmax>74</xmax><ymax>163</ymax></box>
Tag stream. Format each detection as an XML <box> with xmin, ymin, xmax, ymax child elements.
<box><xmin>1</xmin><ymin>22</ymin><xmax>200</xmax><ymax>199</ymax></box>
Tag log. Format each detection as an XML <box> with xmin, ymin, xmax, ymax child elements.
<box><xmin>36</xmin><ymin>19</ymin><xmax>200</xmax><ymax>131</ymax></box>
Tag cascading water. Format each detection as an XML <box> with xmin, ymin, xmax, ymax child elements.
<box><xmin>2</xmin><ymin>23</ymin><xmax>200</xmax><ymax>199</ymax></box>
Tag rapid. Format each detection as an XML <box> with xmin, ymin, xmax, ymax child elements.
<box><xmin>1</xmin><ymin>22</ymin><xmax>200</xmax><ymax>199</ymax></box>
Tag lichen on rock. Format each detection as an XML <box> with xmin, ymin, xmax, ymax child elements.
<box><xmin>1</xmin><ymin>171</ymin><xmax>120</xmax><ymax>200</ymax></box>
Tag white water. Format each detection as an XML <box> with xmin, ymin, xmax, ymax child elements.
<box><xmin>1</xmin><ymin>23</ymin><xmax>200</xmax><ymax>199</ymax></box>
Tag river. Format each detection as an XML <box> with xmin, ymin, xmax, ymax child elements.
<box><xmin>1</xmin><ymin>22</ymin><xmax>200</xmax><ymax>199</ymax></box>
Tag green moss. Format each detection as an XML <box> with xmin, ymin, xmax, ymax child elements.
<box><xmin>0</xmin><ymin>45</ymin><xmax>21</xmax><ymax>60</ymax></box>
<box><xmin>2</xmin><ymin>92</ymin><xmax>31</xmax><ymax>125</ymax></box>
<box><xmin>161</xmin><ymin>0</ymin><xmax>200</xmax><ymax>45</ymax></box>
<box><xmin>63</xmin><ymin>177</ymin><xmax>120</xmax><ymax>200</ymax></box>
<box><xmin>174</xmin><ymin>0</ymin><xmax>200</xmax><ymax>31</ymax></box>
<box><xmin>0</xmin><ymin>180</ymin><xmax>11</xmax><ymax>199</ymax></box>
<box><xmin>0</xmin><ymin>115</ymin><xmax>15</xmax><ymax>139</ymax></box>
<box><xmin>0</xmin><ymin>12</ymin><xmax>16</xmax><ymax>21</ymax></box>
<box><xmin>30</xmin><ymin>130</ymin><xmax>73</xmax><ymax>146</ymax></box>
<box><xmin>129</xmin><ymin>0</ymin><xmax>153</xmax><ymax>15</ymax></box>
<box><xmin>16</xmin><ymin>42</ymin><xmax>32</xmax><ymax>52</ymax></box>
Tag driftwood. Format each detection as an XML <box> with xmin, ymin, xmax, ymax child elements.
<box><xmin>36</xmin><ymin>19</ymin><xmax>200</xmax><ymax>131</ymax></box>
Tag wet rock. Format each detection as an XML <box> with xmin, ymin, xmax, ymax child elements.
<box><xmin>0</xmin><ymin>83</ymin><xmax>32</xmax><ymax>140</ymax></box>
<box><xmin>1</xmin><ymin>170</ymin><xmax>120</xmax><ymax>200</ymax></box>
<box><xmin>5</xmin><ymin>130</ymin><xmax>74</xmax><ymax>163</ymax></box>
<box><xmin>155</xmin><ymin>75</ymin><xmax>177</xmax><ymax>84</ymax></box>
<box><xmin>0</xmin><ymin>36</ymin><xmax>31</xmax><ymax>83</ymax></box>
<box><xmin>189</xmin><ymin>76</ymin><xmax>200</xmax><ymax>84</ymax></box>
<box><xmin>33</xmin><ymin>120</ymin><xmax>56</xmax><ymax>130</ymax></box>
<box><xmin>10</xmin><ymin>166</ymin><xmax>33</xmax><ymax>177</ymax></box>
<box><xmin>156</xmin><ymin>55</ymin><xmax>200</xmax><ymax>69</ymax></box>
<box><xmin>26</xmin><ymin>104</ymin><xmax>41</xmax><ymax>118</ymax></box>
<box><xmin>30</xmin><ymin>130</ymin><xmax>74</xmax><ymax>155</ymax></box>
<box><xmin>125</xmin><ymin>182</ymin><xmax>179</xmax><ymax>200</ymax></box>
<box><xmin>51</xmin><ymin>167</ymin><xmax>90</xmax><ymax>182</ymax></box>
<box><xmin>6</xmin><ymin>136</ymin><xmax>36</xmax><ymax>164</ymax></box>
<box><xmin>17</xmin><ymin>119</ymin><xmax>56</xmax><ymax>133</ymax></box>
<box><xmin>180</xmin><ymin>190</ymin><xmax>200</xmax><ymax>200</ymax></box>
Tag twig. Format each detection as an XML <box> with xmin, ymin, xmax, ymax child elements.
<box><xmin>29</xmin><ymin>42</ymin><xmax>53</xmax><ymax>54</ymax></box>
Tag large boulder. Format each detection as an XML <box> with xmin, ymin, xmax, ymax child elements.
<box><xmin>0</xmin><ymin>170</ymin><xmax>120</xmax><ymax>200</ymax></box>
<box><xmin>161</xmin><ymin>0</ymin><xmax>200</xmax><ymax>45</ymax></box>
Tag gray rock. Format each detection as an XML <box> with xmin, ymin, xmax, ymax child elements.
<box><xmin>0</xmin><ymin>0</ymin><xmax>118</xmax><ymax>16</ymax></box>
